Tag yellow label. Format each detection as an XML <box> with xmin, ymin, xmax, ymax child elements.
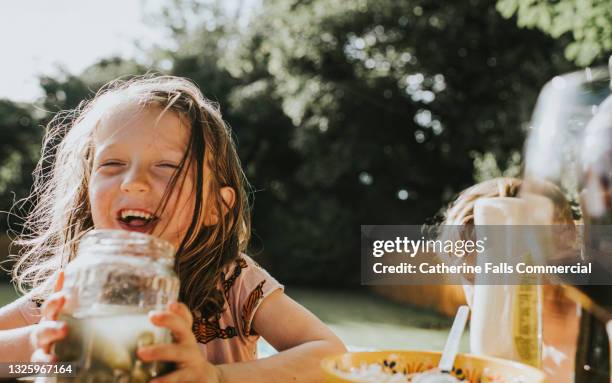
<box><xmin>512</xmin><ymin>283</ymin><xmax>541</xmax><ymax>368</ymax></box>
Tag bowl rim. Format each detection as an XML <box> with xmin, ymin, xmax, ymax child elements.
<box><xmin>321</xmin><ymin>349</ymin><xmax>547</xmax><ymax>380</ymax></box>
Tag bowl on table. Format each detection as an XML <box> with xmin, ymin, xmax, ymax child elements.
<box><xmin>321</xmin><ymin>350</ymin><xmax>546</xmax><ymax>383</ymax></box>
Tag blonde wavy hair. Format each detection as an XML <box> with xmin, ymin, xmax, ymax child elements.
<box><xmin>11</xmin><ymin>75</ymin><xmax>251</xmax><ymax>318</ymax></box>
<box><xmin>443</xmin><ymin>177</ymin><xmax>574</xmax><ymax>226</ymax></box>
<box><xmin>438</xmin><ymin>177</ymin><xmax>574</xmax><ymax>263</ymax></box>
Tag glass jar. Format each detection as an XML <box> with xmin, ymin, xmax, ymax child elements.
<box><xmin>55</xmin><ymin>229</ymin><xmax>180</xmax><ymax>383</ymax></box>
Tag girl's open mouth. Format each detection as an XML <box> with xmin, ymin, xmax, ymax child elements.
<box><xmin>117</xmin><ymin>209</ymin><xmax>159</xmax><ymax>233</ymax></box>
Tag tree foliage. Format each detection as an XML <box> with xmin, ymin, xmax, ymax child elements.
<box><xmin>0</xmin><ymin>0</ymin><xmax>576</xmax><ymax>285</ymax></box>
<box><xmin>0</xmin><ymin>101</ymin><xmax>41</xmax><ymax>226</ymax></box>
<box><xmin>220</xmin><ymin>0</ymin><xmax>572</xmax><ymax>284</ymax></box>
<box><xmin>0</xmin><ymin>59</ymin><xmax>150</xmax><ymax>232</ymax></box>
<box><xmin>497</xmin><ymin>0</ymin><xmax>612</xmax><ymax>66</ymax></box>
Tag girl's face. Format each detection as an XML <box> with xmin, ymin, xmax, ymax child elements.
<box><xmin>88</xmin><ymin>105</ymin><xmax>197</xmax><ymax>250</ymax></box>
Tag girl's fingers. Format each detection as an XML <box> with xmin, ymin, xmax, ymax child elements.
<box><xmin>31</xmin><ymin>348</ymin><xmax>57</xmax><ymax>364</ymax></box>
<box><xmin>168</xmin><ymin>302</ymin><xmax>193</xmax><ymax>326</ymax></box>
<box><xmin>41</xmin><ymin>293</ymin><xmax>66</xmax><ymax>321</ymax></box>
<box><xmin>150</xmin><ymin>369</ymin><xmax>195</xmax><ymax>383</ymax></box>
<box><xmin>149</xmin><ymin>310</ymin><xmax>194</xmax><ymax>343</ymax></box>
<box><xmin>30</xmin><ymin>321</ymin><xmax>67</xmax><ymax>353</ymax></box>
<box><xmin>137</xmin><ymin>343</ymin><xmax>191</xmax><ymax>363</ymax></box>
<box><xmin>54</xmin><ymin>271</ymin><xmax>65</xmax><ymax>292</ymax></box>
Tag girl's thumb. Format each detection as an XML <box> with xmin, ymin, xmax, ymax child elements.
<box><xmin>54</xmin><ymin>271</ymin><xmax>65</xmax><ymax>292</ymax></box>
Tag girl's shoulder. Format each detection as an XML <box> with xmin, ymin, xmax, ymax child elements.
<box><xmin>220</xmin><ymin>254</ymin><xmax>284</xmax><ymax>337</ymax></box>
<box><xmin>5</xmin><ymin>293</ymin><xmax>42</xmax><ymax>326</ymax></box>
<box><xmin>221</xmin><ymin>254</ymin><xmax>283</xmax><ymax>303</ymax></box>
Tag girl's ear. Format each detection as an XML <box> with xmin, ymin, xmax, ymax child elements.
<box><xmin>204</xmin><ymin>186</ymin><xmax>236</xmax><ymax>226</ymax></box>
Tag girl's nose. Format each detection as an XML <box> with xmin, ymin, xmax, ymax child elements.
<box><xmin>120</xmin><ymin>167</ymin><xmax>150</xmax><ymax>194</ymax></box>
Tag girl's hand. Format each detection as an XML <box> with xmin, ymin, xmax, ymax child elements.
<box><xmin>138</xmin><ymin>302</ymin><xmax>222</xmax><ymax>383</ymax></box>
<box><xmin>30</xmin><ymin>272</ymin><xmax>67</xmax><ymax>363</ymax></box>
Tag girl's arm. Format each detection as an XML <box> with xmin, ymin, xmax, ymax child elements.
<box><xmin>0</xmin><ymin>325</ymin><xmax>36</xmax><ymax>362</ymax></box>
<box><xmin>0</xmin><ymin>298</ymin><xmax>36</xmax><ymax>362</ymax></box>
<box><xmin>217</xmin><ymin>290</ymin><xmax>347</xmax><ymax>383</ymax></box>
<box><xmin>0</xmin><ymin>296</ymin><xmax>32</xmax><ymax>330</ymax></box>
<box><xmin>0</xmin><ymin>286</ymin><xmax>67</xmax><ymax>363</ymax></box>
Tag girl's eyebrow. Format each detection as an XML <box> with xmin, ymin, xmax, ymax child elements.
<box><xmin>94</xmin><ymin>142</ymin><xmax>125</xmax><ymax>158</ymax></box>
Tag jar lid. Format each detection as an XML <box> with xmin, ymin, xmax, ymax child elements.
<box><xmin>77</xmin><ymin>229</ymin><xmax>176</xmax><ymax>262</ymax></box>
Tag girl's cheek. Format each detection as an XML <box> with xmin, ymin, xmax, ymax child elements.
<box><xmin>89</xmin><ymin>175</ymin><xmax>113</xmax><ymax>194</ymax></box>
<box><xmin>88</xmin><ymin>181</ymin><xmax>117</xmax><ymax>227</ymax></box>
<box><xmin>88</xmin><ymin>188</ymin><xmax>107</xmax><ymax>210</ymax></box>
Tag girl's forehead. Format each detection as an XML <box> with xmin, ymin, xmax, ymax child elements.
<box><xmin>93</xmin><ymin>104</ymin><xmax>190</xmax><ymax>151</ymax></box>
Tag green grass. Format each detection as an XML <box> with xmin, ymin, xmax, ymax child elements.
<box><xmin>0</xmin><ymin>283</ymin><xmax>466</xmax><ymax>353</ymax></box>
<box><xmin>286</xmin><ymin>287</ymin><xmax>468</xmax><ymax>352</ymax></box>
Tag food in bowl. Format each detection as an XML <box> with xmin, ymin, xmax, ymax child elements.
<box><xmin>338</xmin><ymin>364</ymin><xmax>462</xmax><ymax>382</ymax></box>
<box><xmin>331</xmin><ymin>355</ymin><xmax>499</xmax><ymax>382</ymax></box>
<box><xmin>322</xmin><ymin>351</ymin><xmax>547</xmax><ymax>383</ymax></box>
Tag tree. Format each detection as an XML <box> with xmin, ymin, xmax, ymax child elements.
<box><xmin>158</xmin><ymin>11</ymin><xmax>304</xmax><ymax>275</ymax></box>
<box><xmin>0</xmin><ymin>100</ymin><xmax>41</xmax><ymax>230</ymax></box>
<box><xmin>0</xmin><ymin>0</ymin><xmax>577</xmax><ymax>286</ymax></box>
<box><xmin>0</xmin><ymin>59</ymin><xmax>151</xmax><ymax>231</ymax></box>
<box><xmin>224</xmin><ymin>0</ymin><xmax>573</xmax><ymax>284</ymax></box>
<box><xmin>497</xmin><ymin>0</ymin><xmax>612</xmax><ymax>66</ymax></box>
<box><xmin>39</xmin><ymin>58</ymin><xmax>150</xmax><ymax>114</ymax></box>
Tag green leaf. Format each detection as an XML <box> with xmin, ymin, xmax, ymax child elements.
<box><xmin>498</xmin><ymin>0</ymin><xmax>611</xmax><ymax>66</ymax></box>
<box><xmin>564</xmin><ymin>41</ymin><xmax>581</xmax><ymax>60</ymax></box>
<box><xmin>537</xmin><ymin>7</ymin><xmax>552</xmax><ymax>31</ymax></box>
<box><xmin>496</xmin><ymin>0</ymin><xmax>520</xmax><ymax>18</ymax></box>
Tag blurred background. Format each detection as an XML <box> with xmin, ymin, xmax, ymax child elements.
<box><xmin>0</xmin><ymin>0</ymin><xmax>610</xmax><ymax>355</ymax></box>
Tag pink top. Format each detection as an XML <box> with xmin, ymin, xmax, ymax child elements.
<box><xmin>16</xmin><ymin>254</ymin><xmax>283</xmax><ymax>364</ymax></box>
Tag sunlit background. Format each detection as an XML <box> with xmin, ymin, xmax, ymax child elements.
<box><xmin>0</xmin><ymin>0</ymin><xmax>610</xmax><ymax>361</ymax></box>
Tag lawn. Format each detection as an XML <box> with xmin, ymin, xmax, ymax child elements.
<box><xmin>0</xmin><ymin>282</ymin><xmax>466</xmax><ymax>354</ymax></box>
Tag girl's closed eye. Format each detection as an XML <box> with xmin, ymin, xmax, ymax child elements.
<box><xmin>99</xmin><ymin>160</ymin><xmax>126</xmax><ymax>168</ymax></box>
<box><xmin>157</xmin><ymin>162</ymin><xmax>180</xmax><ymax>169</ymax></box>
